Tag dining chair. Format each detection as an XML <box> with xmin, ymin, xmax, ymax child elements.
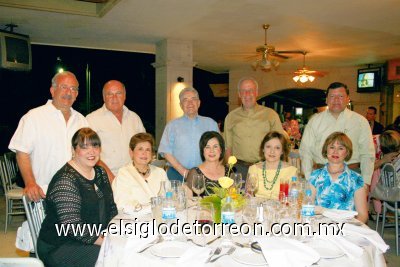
<box><xmin>4</xmin><ymin>152</ymin><xmax>19</xmax><ymax>185</ymax></box>
<box><xmin>0</xmin><ymin>257</ymin><xmax>44</xmax><ymax>266</ymax></box>
<box><xmin>0</xmin><ymin>155</ymin><xmax>25</xmax><ymax>233</ymax></box>
<box><xmin>22</xmin><ymin>195</ymin><xmax>46</xmax><ymax>258</ymax></box>
<box><xmin>371</xmin><ymin>163</ymin><xmax>400</xmax><ymax>255</ymax></box>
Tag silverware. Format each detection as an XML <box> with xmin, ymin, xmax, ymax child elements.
<box><xmin>210</xmin><ymin>247</ymin><xmax>235</xmax><ymax>262</ymax></box>
<box><xmin>232</xmin><ymin>241</ymin><xmax>250</xmax><ymax>248</ymax></box>
<box><xmin>205</xmin><ymin>247</ymin><xmax>221</xmax><ymax>263</ymax></box>
<box><xmin>206</xmin><ymin>235</ymin><xmax>221</xmax><ymax>245</ymax></box>
<box><xmin>137</xmin><ymin>235</ymin><xmax>162</xmax><ymax>253</ymax></box>
<box><xmin>186</xmin><ymin>238</ymin><xmax>202</xmax><ymax>247</ymax></box>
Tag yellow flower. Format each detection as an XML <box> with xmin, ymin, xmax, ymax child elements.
<box><xmin>228</xmin><ymin>156</ymin><xmax>237</xmax><ymax>165</ymax></box>
<box><xmin>218</xmin><ymin>176</ymin><xmax>234</xmax><ymax>189</ymax></box>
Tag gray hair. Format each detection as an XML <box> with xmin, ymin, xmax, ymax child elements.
<box><xmin>51</xmin><ymin>71</ymin><xmax>78</xmax><ymax>88</ymax></box>
<box><xmin>179</xmin><ymin>87</ymin><xmax>199</xmax><ymax>102</ymax></box>
<box><xmin>237</xmin><ymin>77</ymin><xmax>259</xmax><ymax>92</ymax></box>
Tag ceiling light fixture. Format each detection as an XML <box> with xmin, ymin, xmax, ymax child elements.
<box><xmin>293</xmin><ymin>73</ymin><xmax>315</xmax><ymax>83</ymax></box>
<box><xmin>293</xmin><ymin>51</ymin><xmax>317</xmax><ymax>83</ymax></box>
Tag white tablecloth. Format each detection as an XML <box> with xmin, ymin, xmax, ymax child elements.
<box><xmin>96</xmin><ymin>212</ymin><xmax>386</xmax><ymax>267</ymax></box>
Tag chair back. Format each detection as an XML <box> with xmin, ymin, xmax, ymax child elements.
<box><xmin>0</xmin><ymin>156</ymin><xmax>12</xmax><ymax>192</ymax></box>
<box><xmin>371</xmin><ymin>163</ymin><xmax>400</xmax><ymax>202</ymax></box>
<box><xmin>4</xmin><ymin>152</ymin><xmax>18</xmax><ymax>180</ymax></box>
<box><xmin>0</xmin><ymin>154</ymin><xmax>19</xmax><ymax>192</ymax></box>
<box><xmin>22</xmin><ymin>195</ymin><xmax>46</xmax><ymax>258</ymax></box>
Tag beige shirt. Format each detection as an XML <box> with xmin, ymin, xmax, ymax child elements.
<box><xmin>224</xmin><ymin>104</ymin><xmax>284</xmax><ymax>163</ymax></box>
<box><xmin>299</xmin><ymin>108</ymin><xmax>375</xmax><ymax>184</ymax></box>
<box><xmin>87</xmin><ymin>105</ymin><xmax>145</xmax><ymax>175</ymax></box>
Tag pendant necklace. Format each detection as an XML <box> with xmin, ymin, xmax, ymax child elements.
<box><xmin>262</xmin><ymin>160</ymin><xmax>282</xmax><ymax>190</ymax></box>
<box><xmin>133</xmin><ymin>162</ymin><xmax>150</xmax><ymax>177</ymax></box>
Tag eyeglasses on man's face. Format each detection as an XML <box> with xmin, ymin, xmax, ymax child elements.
<box><xmin>57</xmin><ymin>84</ymin><xmax>79</xmax><ymax>92</ymax></box>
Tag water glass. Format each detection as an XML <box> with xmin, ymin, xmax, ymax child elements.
<box><xmin>171</xmin><ymin>180</ymin><xmax>182</xmax><ymax>191</ymax></box>
<box><xmin>150</xmin><ymin>196</ymin><xmax>162</xmax><ymax>225</ymax></box>
<box><xmin>243</xmin><ymin>198</ymin><xmax>258</xmax><ymax>243</ymax></box>
<box><xmin>175</xmin><ymin>190</ymin><xmax>187</xmax><ymax>222</ymax></box>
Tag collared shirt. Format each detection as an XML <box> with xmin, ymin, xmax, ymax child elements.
<box><xmin>309</xmin><ymin>164</ymin><xmax>364</xmax><ymax>211</ymax></box>
<box><xmin>8</xmin><ymin>100</ymin><xmax>88</xmax><ymax>188</ymax></box>
<box><xmin>224</xmin><ymin>104</ymin><xmax>284</xmax><ymax>163</ymax></box>
<box><xmin>86</xmin><ymin>104</ymin><xmax>145</xmax><ymax>175</ymax></box>
<box><xmin>299</xmin><ymin>108</ymin><xmax>375</xmax><ymax>184</ymax></box>
<box><xmin>112</xmin><ymin>163</ymin><xmax>168</xmax><ymax>208</ymax></box>
<box><xmin>158</xmin><ymin>115</ymin><xmax>219</xmax><ymax>169</ymax></box>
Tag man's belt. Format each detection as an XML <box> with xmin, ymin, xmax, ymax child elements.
<box><xmin>237</xmin><ymin>159</ymin><xmax>257</xmax><ymax>167</ymax></box>
<box><xmin>313</xmin><ymin>163</ymin><xmax>360</xmax><ymax>170</ymax></box>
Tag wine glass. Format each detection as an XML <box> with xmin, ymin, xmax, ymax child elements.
<box><xmin>192</xmin><ymin>173</ymin><xmax>205</xmax><ymax>202</ymax></box>
<box><xmin>196</xmin><ymin>203</ymin><xmax>214</xmax><ymax>246</ymax></box>
<box><xmin>245</xmin><ymin>173</ymin><xmax>259</xmax><ymax>197</ymax></box>
<box><xmin>230</xmin><ymin>173</ymin><xmax>242</xmax><ymax>193</ymax></box>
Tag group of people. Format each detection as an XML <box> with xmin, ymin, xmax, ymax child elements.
<box><xmin>8</xmin><ymin>71</ymin><xmax>399</xmax><ymax>266</ymax></box>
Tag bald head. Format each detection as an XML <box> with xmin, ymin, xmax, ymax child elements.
<box><xmin>103</xmin><ymin>80</ymin><xmax>126</xmax><ymax>114</ymax></box>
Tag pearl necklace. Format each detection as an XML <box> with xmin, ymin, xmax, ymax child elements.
<box><xmin>69</xmin><ymin>160</ymin><xmax>95</xmax><ymax>180</ymax></box>
<box><xmin>327</xmin><ymin>164</ymin><xmax>344</xmax><ymax>175</ymax></box>
<box><xmin>262</xmin><ymin>160</ymin><xmax>282</xmax><ymax>190</ymax></box>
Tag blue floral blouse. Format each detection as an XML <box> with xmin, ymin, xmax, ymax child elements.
<box><xmin>309</xmin><ymin>164</ymin><xmax>364</xmax><ymax>211</ymax></box>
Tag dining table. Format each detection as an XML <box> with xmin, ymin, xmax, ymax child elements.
<box><xmin>95</xmin><ymin>203</ymin><xmax>387</xmax><ymax>267</ymax></box>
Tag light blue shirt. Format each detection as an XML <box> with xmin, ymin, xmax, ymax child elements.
<box><xmin>158</xmin><ymin>115</ymin><xmax>219</xmax><ymax>169</ymax></box>
<box><xmin>309</xmin><ymin>164</ymin><xmax>364</xmax><ymax>211</ymax></box>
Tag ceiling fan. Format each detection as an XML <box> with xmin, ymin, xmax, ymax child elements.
<box><xmin>293</xmin><ymin>51</ymin><xmax>327</xmax><ymax>83</ymax></box>
<box><xmin>252</xmin><ymin>24</ymin><xmax>302</xmax><ymax>72</ymax></box>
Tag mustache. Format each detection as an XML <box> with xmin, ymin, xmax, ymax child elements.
<box><xmin>61</xmin><ymin>95</ymin><xmax>73</xmax><ymax>100</ymax></box>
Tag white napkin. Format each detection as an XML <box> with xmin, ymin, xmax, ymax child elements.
<box><xmin>323</xmin><ymin>209</ymin><xmax>358</xmax><ymax>221</ymax></box>
<box><xmin>256</xmin><ymin>237</ymin><xmax>320</xmax><ymax>267</ymax></box>
<box><xmin>176</xmin><ymin>246</ymin><xmax>212</xmax><ymax>267</ymax></box>
<box><xmin>318</xmin><ymin>235</ymin><xmax>363</xmax><ymax>260</ymax></box>
<box><xmin>343</xmin><ymin>223</ymin><xmax>389</xmax><ymax>253</ymax></box>
<box><xmin>124</xmin><ymin>235</ymin><xmax>159</xmax><ymax>253</ymax></box>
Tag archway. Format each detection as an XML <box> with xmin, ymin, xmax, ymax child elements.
<box><xmin>257</xmin><ymin>87</ymin><xmax>326</xmax><ymax>124</ymax></box>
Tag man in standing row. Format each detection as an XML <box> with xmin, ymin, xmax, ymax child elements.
<box><xmin>159</xmin><ymin>87</ymin><xmax>219</xmax><ymax>182</ymax></box>
<box><xmin>9</xmin><ymin>71</ymin><xmax>88</xmax><ymax>201</ymax></box>
<box><xmin>224</xmin><ymin>77</ymin><xmax>284</xmax><ymax>179</ymax></box>
<box><xmin>366</xmin><ymin>106</ymin><xmax>384</xmax><ymax>135</ymax></box>
<box><xmin>300</xmin><ymin>82</ymin><xmax>375</xmax><ymax>186</ymax></box>
<box><xmin>87</xmin><ymin>80</ymin><xmax>145</xmax><ymax>182</ymax></box>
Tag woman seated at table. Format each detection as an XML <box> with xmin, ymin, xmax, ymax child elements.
<box><xmin>370</xmin><ymin>130</ymin><xmax>400</xmax><ymax>213</ymax></box>
<box><xmin>37</xmin><ymin>128</ymin><xmax>118</xmax><ymax>267</ymax></box>
<box><xmin>309</xmin><ymin>132</ymin><xmax>368</xmax><ymax>223</ymax></box>
<box><xmin>186</xmin><ymin>131</ymin><xmax>229</xmax><ymax>196</ymax></box>
<box><xmin>112</xmin><ymin>133</ymin><xmax>168</xmax><ymax>208</ymax></box>
<box><xmin>248</xmin><ymin>131</ymin><xmax>297</xmax><ymax>200</ymax></box>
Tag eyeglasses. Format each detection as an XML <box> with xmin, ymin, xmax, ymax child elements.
<box><xmin>58</xmin><ymin>84</ymin><xmax>79</xmax><ymax>92</ymax></box>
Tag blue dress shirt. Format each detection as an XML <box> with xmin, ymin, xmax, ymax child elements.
<box><xmin>158</xmin><ymin>115</ymin><xmax>219</xmax><ymax>170</ymax></box>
